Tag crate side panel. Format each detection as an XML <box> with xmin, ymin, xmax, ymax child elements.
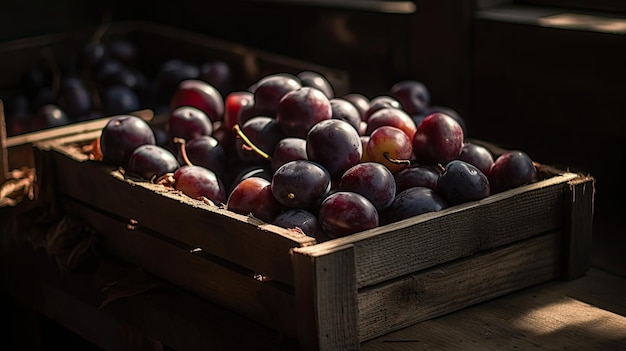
<box><xmin>351</xmin><ymin>175</ymin><xmax>571</xmax><ymax>288</ymax></box>
<box><xmin>60</xmin><ymin>196</ymin><xmax>297</xmax><ymax>337</ymax></box>
<box><xmin>45</xmin><ymin>146</ymin><xmax>312</xmax><ymax>287</ymax></box>
<box><xmin>357</xmin><ymin>231</ymin><xmax>562</xmax><ymax>342</ymax></box>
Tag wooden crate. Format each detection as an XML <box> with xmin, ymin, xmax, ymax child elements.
<box><xmin>33</xmin><ymin>130</ymin><xmax>595</xmax><ymax>351</ymax></box>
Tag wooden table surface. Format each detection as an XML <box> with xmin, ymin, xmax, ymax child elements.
<box><xmin>1</xmin><ymin>206</ymin><xmax>625</xmax><ymax>351</ymax></box>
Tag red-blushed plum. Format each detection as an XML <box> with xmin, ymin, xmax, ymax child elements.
<box><xmin>366</xmin><ymin>125</ymin><xmax>413</xmax><ymax>174</ymax></box>
<box><xmin>276</xmin><ymin>87</ymin><xmax>332</xmax><ymax>139</ymax></box>
<box><xmin>306</xmin><ymin>119</ymin><xmax>362</xmax><ymax>178</ymax></box>
<box><xmin>338</xmin><ymin>162</ymin><xmax>396</xmax><ymax>211</ymax></box>
<box><xmin>253</xmin><ymin>73</ymin><xmax>302</xmax><ymax>115</ymax></box>
<box><xmin>297</xmin><ymin>70</ymin><xmax>334</xmax><ymax>99</ymax></box>
<box><xmin>488</xmin><ymin>151</ymin><xmax>538</xmax><ymax>194</ymax></box>
<box><xmin>456</xmin><ymin>142</ymin><xmax>495</xmax><ymax>177</ymax></box>
<box><xmin>412</xmin><ymin>112</ymin><xmax>464</xmax><ymax>166</ymax></box>
<box><xmin>170</xmin><ymin>79</ymin><xmax>224</xmax><ymax>122</ymax></box>
<box><xmin>381</xmin><ymin>186</ymin><xmax>448</xmax><ymax>225</ymax></box>
<box><xmin>127</xmin><ymin>144</ymin><xmax>179</xmax><ymax>180</ymax></box>
<box><xmin>226</xmin><ymin>177</ymin><xmax>283</xmax><ymax>223</ymax></box>
<box><xmin>168</xmin><ymin>106</ymin><xmax>213</xmax><ymax>143</ymax></box>
<box><xmin>438</xmin><ymin>160</ymin><xmax>490</xmax><ymax>206</ymax></box>
<box><xmin>100</xmin><ymin>114</ymin><xmax>156</xmax><ymax>167</ymax></box>
<box><xmin>394</xmin><ymin>164</ymin><xmax>442</xmax><ymax>193</ymax></box>
<box><xmin>422</xmin><ymin>105</ymin><xmax>467</xmax><ymax>135</ymax></box>
<box><xmin>173</xmin><ymin>165</ymin><xmax>226</xmax><ymax>205</ymax></box>
<box><xmin>389</xmin><ymin>80</ymin><xmax>430</xmax><ymax>116</ymax></box>
<box><xmin>271</xmin><ymin>160</ymin><xmax>331</xmax><ymax>211</ymax></box>
<box><xmin>272</xmin><ymin>209</ymin><xmax>326</xmax><ymax>241</ymax></box>
<box><xmin>223</xmin><ymin>91</ymin><xmax>254</xmax><ymax>130</ymax></box>
<box><xmin>318</xmin><ymin>191</ymin><xmax>379</xmax><ymax>239</ymax></box>
<box><xmin>271</xmin><ymin>137</ymin><xmax>308</xmax><ymax>173</ymax></box>
<box><xmin>365</xmin><ymin>107</ymin><xmax>417</xmax><ymax>140</ymax></box>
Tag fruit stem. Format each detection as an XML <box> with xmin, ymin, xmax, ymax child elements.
<box><xmin>232</xmin><ymin>124</ymin><xmax>271</xmax><ymax>160</ymax></box>
<box><xmin>173</xmin><ymin>137</ymin><xmax>194</xmax><ymax>167</ymax></box>
<box><xmin>383</xmin><ymin>152</ymin><xmax>412</xmax><ymax>166</ymax></box>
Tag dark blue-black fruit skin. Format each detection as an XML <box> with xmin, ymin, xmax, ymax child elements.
<box><xmin>127</xmin><ymin>144</ymin><xmax>179</xmax><ymax>180</ymax></box>
<box><xmin>100</xmin><ymin>115</ymin><xmax>156</xmax><ymax>168</ymax></box>
<box><xmin>381</xmin><ymin>186</ymin><xmax>448</xmax><ymax>225</ymax></box>
<box><xmin>437</xmin><ymin>160</ymin><xmax>490</xmax><ymax>206</ymax></box>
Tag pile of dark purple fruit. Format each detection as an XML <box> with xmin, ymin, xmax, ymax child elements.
<box><xmin>98</xmin><ymin>72</ymin><xmax>539</xmax><ymax>242</ymax></box>
<box><xmin>2</xmin><ymin>31</ymin><xmax>232</xmax><ymax>136</ymax></box>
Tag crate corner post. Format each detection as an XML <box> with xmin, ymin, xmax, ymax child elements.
<box><xmin>563</xmin><ymin>174</ymin><xmax>596</xmax><ymax>280</ymax></box>
<box><xmin>291</xmin><ymin>243</ymin><xmax>360</xmax><ymax>351</ymax></box>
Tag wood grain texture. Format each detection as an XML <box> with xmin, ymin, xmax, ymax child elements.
<box><xmin>564</xmin><ymin>175</ymin><xmax>595</xmax><ymax>279</ymax></box>
<box><xmin>297</xmin><ymin>173</ymin><xmax>579</xmax><ymax>289</ymax></box>
<box><xmin>291</xmin><ymin>245</ymin><xmax>359</xmax><ymax>351</ymax></box>
<box><xmin>40</xmin><ymin>141</ymin><xmax>315</xmax><ymax>287</ymax></box>
<box><xmin>357</xmin><ymin>232</ymin><xmax>562</xmax><ymax>343</ymax></box>
<box><xmin>361</xmin><ymin>268</ymin><xmax>626</xmax><ymax>351</ymax></box>
<box><xmin>60</xmin><ymin>196</ymin><xmax>298</xmax><ymax>338</ymax></box>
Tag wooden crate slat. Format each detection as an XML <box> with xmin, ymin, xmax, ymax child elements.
<box><xmin>292</xmin><ymin>244</ymin><xmax>359</xmax><ymax>351</ymax></box>
<box><xmin>356</xmin><ymin>231</ymin><xmax>562</xmax><ymax>342</ymax></box>
<box><xmin>563</xmin><ymin>175</ymin><xmax>595</xmax><ymax>279</ymax></box>
<box><xmin>40</xmin><ymin>142</ymin><xmax>314</xmax><ymax>287</ymax></box>
<box><xmin>296</xmin><ymin>173</ymin><xmax>578</xmax><ymax>289</ymax></box>
<box><xmin>60</xmin><ymin>196</ymin><xmax>297</xmax><ymax>338</ymax></box>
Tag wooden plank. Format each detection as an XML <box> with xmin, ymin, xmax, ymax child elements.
<box><xmin>60</xmin><ymin>196</ymin><xmax>298</xmax><ymax>338</ymax></box>
<box><xmin>357</xmin><ymin>231</ymin><xmax>562</xmax><ymax>343</ymax></box>
<box><xmin>39</xmin><ymin>143</ymin><xmax>315</xmax><ymax>287</ymax></box>
<box><xmin>563</xmin><ymin>175</ymin><xmax>595</xmax><ymax>279</ymax></box>
<box><xmin>297</xmin><ymin>173</ymin><xmax>578</xmax><ymax>288</ymax></box>
<box><xmin>360</xmin><ymin>268</ymin><xmax>626</xmax><ymax>351</ymax></box>
<box><xmin>291</xmin><ymin>245</ymin><xmax>359</xmax><ymax>351</ymax></box>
